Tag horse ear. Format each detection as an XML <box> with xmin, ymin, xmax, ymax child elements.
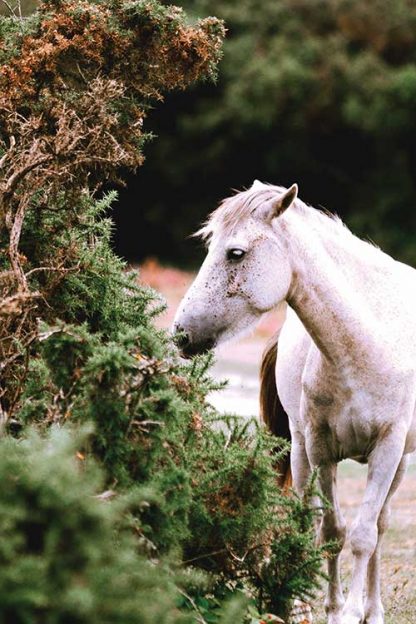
<box><xmin>269</xmin><ymin>184</ymin><xmax>298</xmax><ymax>220</ymax></box>
<box><xmin>251</xmin><ymin>179</ymin><xmax>264</xmax><ymax>190</ymax></box>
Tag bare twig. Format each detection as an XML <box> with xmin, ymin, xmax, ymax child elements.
<box><xmin>182</xmin><ymin>548</ymin><xmax>229</xmax><ymax>565</ymax></box>
<box><xmin>38</xmin><ymin>327</ymin><xmax>65</xmax><ymax>342</ymax></box>
<box><xmin>25</xmin><ymin>264</ymin><xmax>80</xmax><ymax>278</ymax></box>
<box><xmin>2</xmin><ymin>154</ymin><xmax>52</xmax><ymax>200</ymax></box>
<box><xmin>94</xmin><ymin>490</ymin><xmax>117</xmax><ymax>501</ymax></box>
<box><xmin>1</xmin><ymin>0</ymin><xmax>16</xmax><ymax>16</ymax></box>
<box><xmin>0</xmin><ymin>136</ymin><xmax>15</xmax><ymax>169</ymax></box>
<box><xmin>16</xmin><ymin>0</ymin><xmax>22</xmax><ymax>21</ymax></box>
<box><xmin>8</xmin><ymin>197</ymin><xmax>29</xmax><ymax>291</ymax></box>
<box><xmin>0</xmin><ymin>291</ymin><xmax>40</xmax><ymax>317</ymax></box>
<box><xmin>0</xmin><ymin>330</ymin><xmax>38</xmax><ymax>371</ymax></box>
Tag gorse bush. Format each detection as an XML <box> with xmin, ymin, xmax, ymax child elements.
<box><xmin>0</xmin><ymin>426</ymin><xmax>192</xmax><ymax>624</ymax></box>
<box><xmin>0</xmin><ymin>1</ymin><xmax>327</xmax><ymax>621</ymax></box>
<box><xmin>0</xmin><ymin>0</ymin><xmax>224</xmax><ymax>405</ymax></box>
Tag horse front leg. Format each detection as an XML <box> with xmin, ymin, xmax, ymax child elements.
<box><xmin>293</xmin><ymin>439</ymin><xmax>346</xmax><ymax>624</ymax></box>
<box><xmin>341</xmin><ymin>428</ymin><xmax>406</xmax><ymax>624</ymax></box>
<box><xmin>290</xmin><ymin>434</ymin><xmax>316</xmax><ymax>624</ymax></box>
<box><xmin>364</xmin><ymin>455</ymin><xmax>408</xmax><ymax>624</ymax></box>
<box><xmin>291</xmin><ymin>433</ymin><xmax>312</xmax><ymax>493</ymax></box>
<box><xmin>318</xmin><ymin>463</ymin><xmax>346</xmax><ymax>624</ymax></box>
<box><xmin>292</xmin><ymin>433</ymin><xmax>323</xmax><ymax>534</ymax></box>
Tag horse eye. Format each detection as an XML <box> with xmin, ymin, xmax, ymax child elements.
<box><xmin>227</xmin><ymin>248</ymin><xmax>246</xmax><ymax>261</ymax></box>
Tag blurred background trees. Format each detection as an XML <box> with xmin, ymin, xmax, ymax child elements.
<box><xmin>113</xmin><ymin>0</ymin><xmax>416</xmax><ymax>266</ymax></box>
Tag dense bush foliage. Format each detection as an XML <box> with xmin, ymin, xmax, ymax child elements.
<box><xmin>120</xmin><ymin>0</ymin><xmax>416</xmax><ymax>266</ymax></box>
<box><xmin>0</xmin><ymin>427</ymin><xmax>191</xmax><ymax>624</ymax></box>
<box><xmin>0</xmin><ymin>1</ymin><xmax>328</xmax><ymax>621</ymax></box>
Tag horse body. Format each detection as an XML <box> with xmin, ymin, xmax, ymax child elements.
<box><xmin>276</xmin><ymin>214</ymin><xmax>416</xmax><ymax>464</ymax></box>
<box><xmin>173</xmin><ymin>181</ymin><xmax>416</xmax><ymax>624</ymax></box>
<box><xmin>279</xmin><ymin>305</ymin><xmax>416</xmax><ymax>466</ymax></box>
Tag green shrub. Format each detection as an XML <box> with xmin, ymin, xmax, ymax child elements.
<box><xmin>0</xmin><ymin>426</ymin><xmax>191</xmax><ymax>624</ymax></box>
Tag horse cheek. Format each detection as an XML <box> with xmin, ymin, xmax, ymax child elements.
<box><xmin>251</xmin><ymin>269</ymin><xmax>290</xmax><ymax>312</ymax></box>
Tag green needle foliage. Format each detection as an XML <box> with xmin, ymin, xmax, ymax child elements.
<box><xmin>0</xmin><ymin>1</ymin><xmax>327</xmax><ymax>621</ymax></box>
<box><xmin>0</xmin><ymin>426</ymin><xmax>192</xmax><ymax>624</ymax></box>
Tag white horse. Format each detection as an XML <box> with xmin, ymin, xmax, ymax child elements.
<box><xmin>173</xmin><ymin>181</ymin><xmax>416</xmax><ymax>624</ymax></box>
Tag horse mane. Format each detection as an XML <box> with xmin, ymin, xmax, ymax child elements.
<box><xmin>195</xmin><ymin>183</ymin><xmax>350</xmax><ymax>243</ymax></box>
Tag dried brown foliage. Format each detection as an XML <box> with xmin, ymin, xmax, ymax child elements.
<box><xmin>0</xmin><ymin>0</ymin><xmax>224</xmax><ymax>417</ymax></box>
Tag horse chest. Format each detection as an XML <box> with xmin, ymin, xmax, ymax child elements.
<box><xmin>301</xmin><ymin>380</ymin><xmax>387</xmax><ymax>462</ymax></box>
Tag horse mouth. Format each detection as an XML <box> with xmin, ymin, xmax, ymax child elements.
<box><xmin>182</xmin><ymin>337</ymin><xmax>216</xmax><ymax>358</ymax></box>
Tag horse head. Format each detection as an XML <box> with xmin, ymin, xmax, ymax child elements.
<box><xmin>173</xmin><ymin>181</ymin><xmax>297</xmax><ymax>357</ymax></box>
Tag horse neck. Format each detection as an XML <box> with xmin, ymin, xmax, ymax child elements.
<box><xmin>280</xmin><ymin>206</ymin><xmax>386</xmax><ymax>368</ymax></box>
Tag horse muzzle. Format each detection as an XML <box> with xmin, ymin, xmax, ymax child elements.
<box><xmin>172</xmin><ymin>326</ymin><xmax>216</xmax><ymax>358</ymax></box>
